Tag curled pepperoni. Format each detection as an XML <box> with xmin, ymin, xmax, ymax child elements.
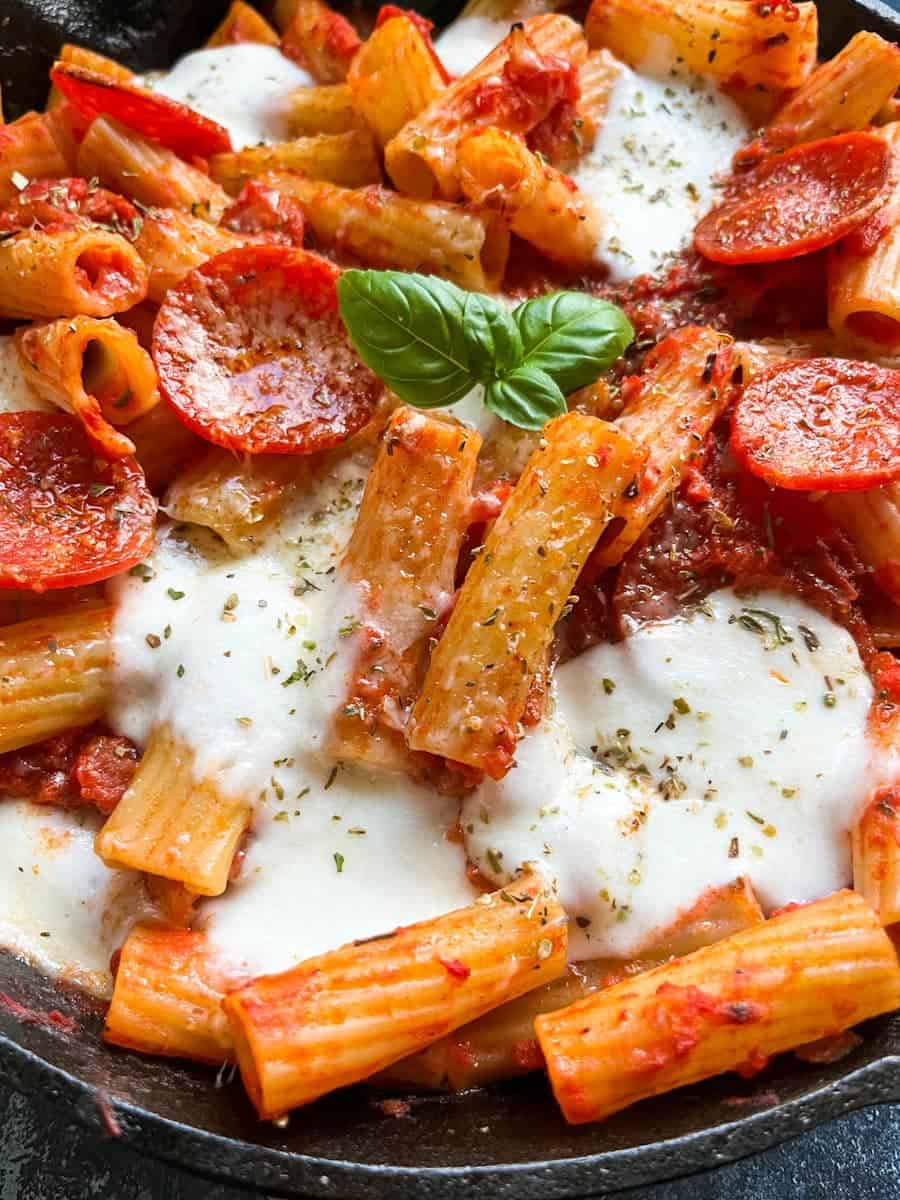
<box><xmin>695</xmin><ymin>133</ymin><xmax>890</xmax><ymax>264</ymax></box>
<box><xmin>0</xmin><ymin>412</ymin><xmax>156</xmax><ymax>590</ymax></box>
<box><xmin>50</xmin><ymin>62</ymin><xmax>232</xmax><ymax>160</ymax></box>
<box><xmin>152</xmin><ymin>245</ymin><xmax>382</xmax><ymax>454</ymax></box>
<box><xmin>731</xmin><ymin>357</ymin><xmax>900</xmax><ymax>492</ymax></box>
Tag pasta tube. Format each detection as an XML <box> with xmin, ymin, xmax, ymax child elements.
<box><xmin>823</xmin><ymin>484</ymin><xmax>900</xmax><ymax>605</ymax></box>
<box><xmin>385</xmin><ymin>15</ymin><xmax>587</xmax><ymax>200</ymax></box>
<box><xmin>95</xmin><ymin>724</ymin><xmax>252</xmax><ymax>896</ymax></box>
<box><xmin>207</xmin><ymin>0</ymin><xmax>280</xmax><ymax>47</ymax></box>
<box><xmin>383</xmin><ymin>877</ymin><xmax>763</xmax><ymax>1089</ymax></box>
<box><xmin>77</xmin><ymin>117</ymin><xmax>228</xmax><ymax>219</ymax></box>
<box><xmin>163</xmin><ymin>447</ymin><xmax>311</xmax><ymax>552</ymax></box>
<box><xmin>758</xmin><ymin>32</ymin><xmax>900</xmax><ymax>153</ymax></box>
<box><xmin>264</xmin><ymin>173</ymin><xmax>509</xmax><ymax>291</ymax></box>
<box><xmin>104</xmin><ymin>926</ymin><xmax>236</xmax><ymax>1063</ymax></box>
<box><xmin>15</xmin><ymin>317</ymin><xmax>159</xmax><ymax>459</ymax></box>
<box><xmin>591</xmin><ymin>326</ymin><xmax>734</xmax><ymax>571</ymax></box>
<box><xmin>827</xmin><ymin>125</ymin><xmax>900</xmax><ymax>354</ymax></box>
<box><xmin>0</xmin><ymin>607</ymin><xmax>111</xmax><ymax>754</ymax></box>
<box><xmin>330</xmin><ymin>407</ymin><xmax>481</xmax><ymax>768</ymax></box>
<box><xmin>0</xmin><ymin>112</ymin><xmax>69</xmax><ymax>207</ymax></box>
<box><xmin>208</xmin><ymin>129</ymin><xmax>381</xmax><ymax>194</ymax></box>
<box><xmin>283</xmin><ymin>83</ymin><xmax>365</xmax><ymax>135</ymax></box>
<box><xmin>280</xmin><ymin>0</ymin><xmax>362</xmax><ymax>84</ymax></box>
<box><xmin>584</xmin><ymin>0</ymin><xmax>817</xmax><ymax>90</ymax></box>
<box><xmin>457</xmin><ymin>126</ymin><xmax>601</xmax><ymax>268</ymax></box>
<box><xmin>347</xmin><ymin>14</ymin><xmax>447</xmax><ymax>148</ymax></box>
<box><xmin>133</xmin><ymin>208</ymin><xmax>244</xmax><ymax>304</ymax></box>
<box><xmin>127</xmin><ymin>401</ymin><xmax>203</xmax><ymax>495</ymax></box>
<box><xmin>853</xmin><ymin>788</ymin><xmax>900</xmax><ymax>928</ymax></box>
<box><xmin>407</xmin><ymin>412</ymin><xmax>645</xmax><ymax>778</ymax></box>
<box><xmin>536</xmin><ymin>890</ymin><xmax>900</xmax><ymax>1124</ymax></box>
<box><xmin>0</xmin><ymin>226</ymin><xmax>148</xmax><ymax>321</ymax></box>
<box><xmin>223</xmin><ymin>871</ymin><xmax>566</xmax><ymax>1118</ymax></box>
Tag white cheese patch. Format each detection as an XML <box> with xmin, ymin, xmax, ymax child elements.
<box><xmin>464</xmin><ymin>588</ymin><xmax>882</xmax><ymax>960</ymax></box>
<box><xmin>436</xmin><ymin>15</ymin><xmax>512</xmax><ymax>77</ymax></box>
<box><xmin>571</xmin><ymin>66</ymin><xmax>748</xmax><ymax>280</ymax></box>
<box><xmin>148</xmin><ymin>43</ymin><xmax>314</xmax><ymax>150</ymax></box>
<box><xmin>108</xmin><ymin>452</ymin><xmax>473</xmax><ymax>976</ymax></box>
<box><xmin>0</xmin><ymin>802</ymin><xmax>145</xmax><ymax>997</ymax></box>
<box><xmin>0</xmin><ymin>336</ymin><xmax>52</xmax><ymax>414</ymax></box>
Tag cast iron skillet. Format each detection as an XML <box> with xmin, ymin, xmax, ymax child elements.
<box><xmin>2</xmin><ymin>1</ymin><xmax>900</xmax><ymax>1195</ymax></box>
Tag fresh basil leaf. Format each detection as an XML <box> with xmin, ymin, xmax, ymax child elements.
<box><xmin>513</xmin><ymin>292</ymin><xmax>634</xmax><ymax>396</ymax></box>
<box><xmin>337</xmin><ymin>270</ymin><xmax>476</xmax><ymax>409</ymax></box>
<box><xmin>484</xmin><ymin>367</ymin><xmax>566</xmax><ymax>431</ymax></box>
<box><xmin>462</xmin><ymin>292</ymin><xmax>522</xmax><ymax>383</ymax></box>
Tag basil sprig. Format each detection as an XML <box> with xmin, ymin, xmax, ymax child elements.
<box><xmin>336</xmin><ymin>270</ymin><xmax>634</xmax><ymax>431</ymax></box>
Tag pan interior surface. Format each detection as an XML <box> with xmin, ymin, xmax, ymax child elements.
<box><xmin>1</xmin><ymin>0</ymin><xmax>900</xmax><ymax>1195</ymax></box>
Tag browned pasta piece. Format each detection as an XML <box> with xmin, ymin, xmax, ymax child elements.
<box><xmin>208</xmin><ymin>129</ymin><xmax>381</xmax><ymax>194</ymax></box>
<box><xmin>330</xmin><ymin>407</ymin><xmax>481</xmax><ymax>768</ymax></box>
<box><xmin>222</xmin><ymin>871</ymin><xmax>566</xmax><ymax>1118</ymax></box>
<box><xmin>536</xmin><ymin>889</ymin><xmax>900</xmax><ymax>1124</ymax></box>
<box><xmin>284</xmin><ymin>83</ymin><xmax>365</xmax><ymax>135</ymax></box>
<box><xmin>95</xmin><ymin>724</ymin><xmax>252</xmax><ymax>896</ymax></box>
<box><xmin>133</xmin><ymin>208</ymin><xmax>244</xmax><ymax>303</ymax></box>
<box><xmin>590</xmin><ymin>326</ymin><xmax>734</xmax><ymax>572</ymax></box>
<box><xmin>347</xmin><ymin>13</ymin><xmax>446</xmax><ymax>147</ymax></box>
<box><xmin>77</xmin><ymin>116</ymin><xmax>228</xmax><ymax>219</ymax></box>
<box><xmin>383</xmin><ymin>878</ymin><xmax>763</xmax><ymax>1089</ymax></box>
<box><xmin>163</xmin><ymin>447</ymin><xmax>311</xmax><ymax>552</ymax></box>
<box><xmin>0</xmin><ymin>225</ymin><xmax>147</xmax><ymax>321</ymax></box>
<box><xmin>15</xmin><ymin>317</ymin><xmax>158</xmax><ymax>459</ymax></box>
<box><xmin>0</xmin><ymin>112</ymin><xmax>69</xmax><ymax>207</ymax></box>
<box><xmin>385</xmin><ymin>15</ymin><xmax>587</xmax><ymax>200</ymax></box>
<box><xmin>0</xmin><ymin>607</ymin><xmax>111</xmax><ymax>754</ymax></box>
<box><xmin>104</xmin><ymin>925</ymin><xmax>238</xmax><ymax>1063</ymax></box>
<box><xmin>265</xmin><ymin>173</ymin><xmax>509</xmax><ymax>291</ymax></box>
<box><xmin>207</xmin><ymin>0</ymin><xmax>280</xmax><ymax>47</ymax></box>
<box><xmin>407</xmin><ymin>412</ymin><xmax>645</xmax><ymax>778</ymax></box>
<box><xmin>584</xmin><ymin>0</ymin><xmax>817</xmax><ymax>90</ymax></box>
<box><xmin>457</xmin><ymin>126</ymin><xmax>601</xmax><ymax>268</ymax></box>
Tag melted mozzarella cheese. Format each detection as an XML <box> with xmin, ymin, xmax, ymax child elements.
<box><xmin>571</xmin><ymin>67</ymin><xmax>748</xmax><ymax>280</ymax></box>
<box><xmin>464</xmin><ymin>589</ymin><xmax>881</xmax><ymax>960</ymax></box>
<box><xmin>0</xmin><ymin>336</ymin><xmax>51</xmax><ymax>414</ymax></box>
<box><xmin>436</xmin><ymin>15</ymin><xmax>512</xmax><ymax>76</ymax></box>
<box><xmin>109</xmin><ymin>453</ymin><xmax>473</xmax><ymax>977</ymax></box>
<box><xmin>149</xmin><ymin>44</ymin><xmax>314</xmax><ymax>150</ymax></box>
<box><xmin>0</xmin><ymin>803</ymin><xmax>145</xmax><ymax>995</ymax></box>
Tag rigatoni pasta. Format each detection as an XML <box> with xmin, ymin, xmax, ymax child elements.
<box><xmin>223</xmin><ymin>872</ymin><xmax>566</xmax><ymax>1117</ymax></box>
<box><xmin>536</xmin><ymin>891</ymin><xmax>900</xmax><ymax>1124</ymax></box>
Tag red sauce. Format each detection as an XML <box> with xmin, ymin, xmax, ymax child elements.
<box><xmin>0</xmin><ymin>725</ymin><xmax>139</xmax><ymax>814</ymax></box>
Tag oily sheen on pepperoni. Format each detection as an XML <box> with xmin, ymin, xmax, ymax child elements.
<box><xmin>152</xmin><ymin>245</ymin><xmax>383</xmax><ymax>455</ymax></box>
<box><xmin>50</xmin><ymin>62</ymin><xmax>232</xmax><ymax>159</ymax></box>
<box><xmin>0</xmin><ymin>412</ymin><xmax>156</xmax><ymax>590</ymax></box>
<box><xmin>695</xmin><ymin>133</ymin><xmax>890</xmax><ymax>264</ymax></box>
<box><xmin>731</xmin><ymin>357</ymin><xmax>900</xmax><ymax>492</ymax></box>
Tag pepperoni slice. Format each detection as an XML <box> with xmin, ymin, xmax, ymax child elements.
<box><xmin>50</xmin><ymin>62</ymin><xmax>232</xmax><ymax>160</ymax></box>
<box><xmin>731</xmin><ymin>357</ymin><xmax>900</xmax><ymax>492</ymax></box>
<box><xmin>153</xmin><ymin>245</ymin><xmax>382</xmax><ymax>455</ymax></box>
<box><xmin>695</xmin><ymin>133</ymin><xmax>890</xmax><ymax>265</ymax></box>
<box><xmin>0</xmin><ymin>412</ymin><xmax>156</xmax><ymax>590</ymax></box>
<box><xmin>0</xmin><ymin>177</ymin><xmax>141</xmax><ymax>239</ymax></box>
